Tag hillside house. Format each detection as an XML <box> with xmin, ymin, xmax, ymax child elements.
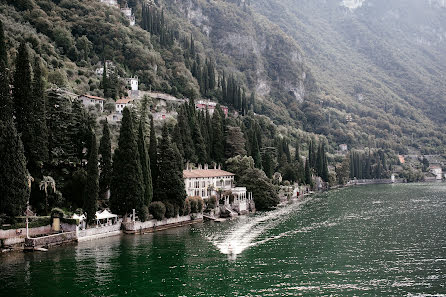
<box><xmin>195</xmin><ymin>100</ymin><xmax>228</xmax><ymax>117</ymax></box>
<box><xmin>78</xmin><ymin>95</ymin><xmax>105</xmax><ymax>112</ymax></box>
<box><xmin>115</xmin><ymin>98</ymin><xmax>134</xmax><ymax>114</ymax></box>
<box><xmin>339</xmin><ymin>144</ymin><xmax>348</xmax><ymax>152</ymax></box>
<box><xmin>121</xmin><ymin>5</ymin><xmax>136</xmax><ymax>26</ymax></box>
<box><xmin>95</xmin><ymin>60</ymin><xmax>115</xmax><ymax>76</ymax></box>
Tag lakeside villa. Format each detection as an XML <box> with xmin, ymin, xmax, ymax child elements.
<box><xmin>183</xmin><ymin>165</ymin><xmax>253</xmax><ymax>214</ymax></box>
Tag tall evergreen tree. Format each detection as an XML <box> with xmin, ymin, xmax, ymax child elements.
<box><xmin>102</xmin><ymin>60</ymin><xmax>110</xmax><ymax>98</ymax></box>
<box><xmin>13</xmin><ymin>42</ymin><xmax>34</xmax><ymax>163</ymax></box>
<box><xmin>211</xmin><ymin>106</ymin><xmax>225</xmax><ymax>164</ymax></box>
<box><xmin>149</xmin><ymin>116</ymin><xmax>159</xmax><ymax>185</ymax></box>
<box><xmin>138</xmin><ymin>121</ymin><xmax>153</xmax><ymax>207</ymax></box>
<box><xmin>29</xmin><ymin>57</ymin><xmax>49</xmax><ymax>174</ymax></box>
<box><xmin>155</xmin><ymin>124</ymin><xmax>186</xmax><ymax>208</ymax></box>
<box><xmin>99</xmin><ymin>120</ymin><xmax>112</xmax><ymax>200</ymax></box>
<box><xmin>84</xmin><ymin>133</ymin><xmax>98</xmax><ymax>225</ymax></box>
<box><xmin>0</xmin><ymin>20</ymin><xmax>12</xmax><ymax>122</ymax></box>
<box><xmin>0</xmin><ymin>120</ymin><xmax>30</xmax><ymax>219</ymax></box>
<box><xmin>110</xmin><ymin>107</ymin><xmax>144</xmax><ymax>217</ymax></box>
<box><xmin>304</xmin><ymin>158</ymin><xmax>312</xmax><ymax>185</ymax></box>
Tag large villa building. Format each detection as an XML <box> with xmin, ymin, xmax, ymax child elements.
<box><xmin>183</xmin><ymin>165</ymin><xmax>253</xmax><ymax>213</ymax></box>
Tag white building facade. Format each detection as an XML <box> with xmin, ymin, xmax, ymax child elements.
<box><xmin>183</xmin><ymin>166</ymin><xmax>235</xmax><ymax>199</ymax></box>
<box><xmin>78</xmin><ymin>95</ymin><xmax>105</xmax><ymax>112</ymax></box>
<box><xmin>183</xmin><ymin>166</ymin><xmax>253</xmax><ymax>213</ymax></box>
<box><xmin>115</xmin><ymin>98</ymin><xmax>134</xmax><ymax>114</ymax></box>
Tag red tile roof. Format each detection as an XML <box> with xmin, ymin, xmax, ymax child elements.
<box><xmin>116</xmin><ymin>98</ymin><xmax>134</xmax><ymax>104</ymax></box>
<box><xmin>81</xmin><ymin>94</ymin><xmax>105</xmax><ymax>101</ymax></box>
<box><xmin>183</xmin><ymin>169</ymin><xmax>235</xmax><ymax>179</ymax></box>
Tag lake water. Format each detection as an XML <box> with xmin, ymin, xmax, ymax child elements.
<box><xmin>1</xmin><ymin>183</ymin><xmax>446</xmax><ymax>296</ymax></box>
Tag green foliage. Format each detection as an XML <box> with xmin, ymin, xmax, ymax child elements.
<box><xmin>0</xmin><ymin>20</ymin><xmax>13</xmax><ymax>123</ymax></box>
<box><xmin>149</xmin><ymin>201</ymin><xmax>166</xmax><ymax>221</ymax></box>
<box><xmin>83</xmin><ymin>133</ymin><xmax>99</xmax><ymax>225</ymax></box>
<box><xmin>99</xmin><ymin>121</ymin><xmax>112</xmax><ymax>199</ymax></box>
<box><xmin>155</xmin><ymin>124</ymin><xmax>186</xmax><ymax>208</ymax></box>
<box><xmin>110</xmin><ymin>107</ymin><xmax>144</xmax><ymax>216</ymax></box>
<box><xmin>164</xmin><ymin>201</ymin><xmax>174</xmax><ymax>219</ymax></box>
<box><xmin>207</xmin><ymin>195</ymin><xmax>217</xmax><ymax>210</ymax></box>
<box><xmin>50</xmin><ymin>207</ymin><xmax>65</xmax><ymax>218</ymax></box>
<box><xmin>0</xmin><ymin>119</ymin><xmax>30</xmax><ymax>218</ymax></box>
<box><xmin>138</xmin><ymin>120</ymin><xmax>153</xmax><ymax>207</ymax></box>
<box><xmin>239</xmin><ymin>168</ymin><xmax>279</xmax><ymax>210</ymax></box>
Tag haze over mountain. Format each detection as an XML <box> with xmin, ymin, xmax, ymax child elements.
<box><xmin>253</xmin><ymin>0</ymin><xmax>446</xmax><ymax>152</ymax></box>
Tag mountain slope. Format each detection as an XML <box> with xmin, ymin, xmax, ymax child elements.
<box><xmin>253</xmin><ymin>0</ymin><xmax>446</xmax><ymax>153</ymax></box>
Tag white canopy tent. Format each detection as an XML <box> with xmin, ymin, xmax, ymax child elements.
<box><xmin>95</xmin><ymin>209</ymin><xmax>118</xmax><ymax>226</ymax></box>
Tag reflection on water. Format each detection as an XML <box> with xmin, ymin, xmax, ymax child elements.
<box><xmin>1</xmin><ymin>183</ymin><xmax>446</xmax><ymax>296</ymax></box>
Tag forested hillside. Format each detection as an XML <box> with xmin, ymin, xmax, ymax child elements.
<box><xmin>253</xmin><ymin>0</ymin><xmax>446</xmax><ymax>153</ymax></box>
<box><xmin>2</xmin><ymin>0</ymin><xmax>444</xmax><ymax>153</ymax></box>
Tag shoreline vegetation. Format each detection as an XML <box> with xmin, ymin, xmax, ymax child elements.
<box><xmin>2</xmin><ymin>177</ymin><xmax>427</xmax><ymax>255</ymax></box>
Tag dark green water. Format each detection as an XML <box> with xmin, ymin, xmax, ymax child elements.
<box><xmin>1</xmin><ymin>183</ymin><xmax>446</xmax><ymax>296</ymax></box>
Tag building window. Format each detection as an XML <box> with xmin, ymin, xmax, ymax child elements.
<box><xmin>202</xmin><ymin>181</ymin><xmax>206</xmax><ymax>188</ymax></box>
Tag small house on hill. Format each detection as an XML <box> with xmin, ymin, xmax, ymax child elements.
<box><xmin>79</xmin><ymin>94</ymin><xmax>105</xmax><ymax>112</ymax></box>
<box><xmin>115</xmin><ymin>98</ymin><xmax>134</xmax><ymax>114</ymax></box>
<box><xmin>195</xmin><ymin>100</ymin><xmax>229</xmax><ymax>117</ymax></box>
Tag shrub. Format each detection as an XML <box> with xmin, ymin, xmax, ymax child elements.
<box><xmin>139</xmin><ymin>205</ymin><xmax>149</xmax><ymax>222</ymax></box>
<box><xmin>190</xmin><ymin>197</ymin><xmax>198</xmax><ymax>213</ymax></box>
<box><xmin>174</xmin><ymin>204</ymin><xmax>180</xmax><ymax>217</ymax></box>
<box><xmin>149</xmin><ymin>201</ymin><xmax>166</xmax><ymax>221</ymax></box>
<box><xmin>165</xmin><ymin>202</ymin><xmax>175</xmax><ymax>218</ymax></box>
<box><xmin>183</xmin><ymin>198</ymin><xmax>191</xmax><ymax>215</ymax></box>
<box><xmin>50</xmin><ymin>208</ymin><xmax>65</xmax><ymax>219</ymax></box>
<box><xmin>207</xmin><ymin>195</ymin><xmax>217</xmax><ymax>209</ymax></box>
<box><xmin>196</xmin><ymin>197</ymin><xmax>204</xmax><ymax>213</ymax></box>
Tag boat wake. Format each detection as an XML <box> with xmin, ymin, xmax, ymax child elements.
<box><xmin>206</xmin><ymin>198</ymin><xmax>336</xmax><ymax>258</ymax></box>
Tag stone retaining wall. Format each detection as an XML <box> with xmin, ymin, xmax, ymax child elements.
<box><xmin>1</xmin><ymin>225</ymin><xmax>52</xmax><ymax>248</ymax></box>
<box><xmin>77</xmin><ymin>224</ymin><xmax>121</xmax><ymax>242</ymax></box>
<box><xmin>122</xmin><ymin>214</ymin><xmax>203</xmax><ymax>234</ymax></box>
<box><xmin>25</xmin><ymin>231</ymin><xmax>77</xmax><ymax>249</ymax></box>
<box><xmin>0</xmin><ymin>225</ymin><xmax>51</xmax><ymax>239</ymax></box>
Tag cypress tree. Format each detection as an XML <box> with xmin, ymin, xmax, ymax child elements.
<box><xmin>102</xmin><ymin>60</ymin><xmax>109</xmax><ymax>98</ymax></box>
<box><xmin>84</xmin><ymin>133</ymin><xmax>99</xmax><ymax>225</ymax></box>
<box><xmin>308</xmin><ymin>141</ymin><xmax>314</xmax><ymax>169</ymax></box>
<box><xmin>138</xmin><ymin>120</ymin><xmax>153</xmax><ymax>207</ymax></box>
<box><xmin>13</xmin><ymin>42</ymin><xmax>34</xmax><ymax>164</ymax></box>
<box><xmin>149</xmin><ymin>116</ymin><xmax>159</xmax><ymax>185</ymax></box>
<box><xmin>249</xmin><ymin>92</ymin><xmax>255</xmax><ymax>111</ymax></box>
<box><xmin>262</xmin><ymin>151</ymin><xmax>274</xmax><ymax>179</ymax></box>
<box><xmin>0</xmin><ymin>40</ymin><xmax>30</xmax><ymax>218</ymax></box>
<box><xmin>294</xmin><ymin>142</ymin><xmax>300</xmax><ymax>162</ymax></box>
<box><xmin>110</xmin><ymin>107</ymin><xmax>144</xmax><ymax>217</ymax></box>
<box><xmin>155</xmin><ymin>124</ymin><xmax>186</xmax><ymax>208</ymax></box>
<box><xmin>211</xmin><ymin>105</ymin><xmax>224</xmax><ymax>164</ymax></box>
<box><xmin>251</xmin><ymin>132</ymin><xmax>262</xmax><ymax>169</ymax></box>
<box><xmin>191</xmin><ymin>117</ymin><xmax>207</xmax><ymax>164</ymax></box>
<box><xmin>304</xmin><ymin>158</ymin><xmax>312</xmax><ymax>185</ymax></box>
<box><xmin>178</xmin><ymin>106</ymin><xmax>196</xmax><ymax>163</ymax></box>
<box><xmin>0</xmin><ymin>120</ymin><xmax>30</xmax><ymax>219</ymax></box>
<box><xmin>0</xmin><ymin>20</ymin><xmax>12</xmax><ymax>122</ymax></box>
<box><xmin>322</xmin><ymin>150</ymin><xmax>329</xmax><ymax>182</ymax></box>
<box><xmin>99</xmin><ymin>120</ymin><xmax>112</xmax><ymax>200</ymax></box>
<box><xmin>29</xmin><ymin>57</ymin><xmax>49</xmax><ymax>174</ymax></box>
